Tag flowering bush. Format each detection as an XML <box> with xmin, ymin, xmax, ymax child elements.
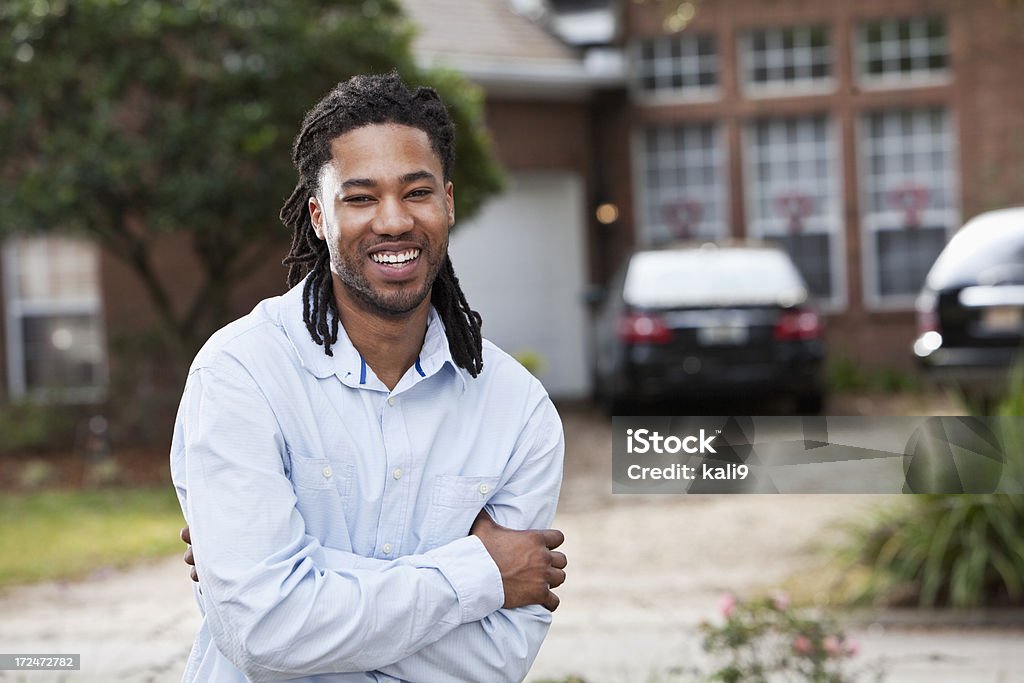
<box><xmin>699</xmin><ymin>593</ymin><xmax>881</xmax><ymax>683</ymax></box>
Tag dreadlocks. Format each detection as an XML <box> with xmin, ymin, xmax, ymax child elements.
<box><xmin>279</xmin><ymin>72</ymin><xmax>484</xmax><ymax>377</ymax></box>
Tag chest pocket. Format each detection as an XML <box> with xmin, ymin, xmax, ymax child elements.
<box><xmin>424</xmin><ymin>474</ymin><xmax>501</xmax><ymax>549</ymax></box>
<box><xmin>288</xmin><ymin>453</ymin><xmax>355</xmax><ymax>549</ymax></box>
<box><xmin>289</xmin><ymin>454</ymin><xmax>354</xmax><ymax>498</ymax></box>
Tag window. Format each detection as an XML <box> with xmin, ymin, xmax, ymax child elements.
<box><xmin>741</xmin><ymin>26</ymin><xmax>832</xmax><ymax>93</ymax></box>
<box><xmin>744</xmin><ymin>115</ymin><xmax>844</xmax><ymax>307</ymax></box>
<box><xmin>857</xmin><ymin>16</ymin><xmax>948</xmax><ymax>86</ymax></box>
<box><xmin>635</xmin><ymin>123</ymin><xmax>728</xmax><ymax>245</ymax></box>
<box><xmin>2</xmin><ymin>236</ymin><xmax>107</xmax><ymax>399</ymax></box>
<box><xmin>859</xmin><ymin>108</ymin><xmax>958</xmax><ymax>307</ymax></box>
<box><xmin>624</xmin><ymin>248</ymin><xmax>807</xmax><ymax>308</ymax></box>
<box><xmin>632</xmin><ymin>33</ymin><xmax>718</xmax><ymax>97</ymax></box>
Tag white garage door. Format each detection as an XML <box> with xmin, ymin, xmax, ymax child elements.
<box><xmin>449</xmin><ymin>171</ymin><xmax>590</xmax><ymax>399</ymax></box>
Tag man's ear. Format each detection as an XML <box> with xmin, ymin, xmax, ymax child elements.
<box><xmin>445</xmin><ymin>181</ymin><xmax>455</xmax><ymax>228</ymax></box>
<box><xmin>308</xmin><ymin>196</ymin><xmax>326</xmax><ymax>240</ymax></box>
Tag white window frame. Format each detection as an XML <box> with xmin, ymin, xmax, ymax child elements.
<box><xmin>739</xmin><ymin>25</ymin><xmax>835</xmax><ymax>98</ymax></box>
<box><xmin>854</xmin><ymin>16</ymin><xmax>950</xmax><ymax>90</ymax></box>
<box><xmin>631</xmin><ymin>122</ymin><xmax>730</xmax><ymax>247</ymax></box>
<box><xmin>2</xmin><ymin>236</ymin><xmax>108</xmax><ymax>402</ymax></box>
<box><xmin>742</xmin><ymin>114</ymin><xmax>847</xmax><ymax>311</ymax></box>
<box><xmin>857</xmin><ymin>108</ymin><xmax>960</xmax><ymax>311</ymax></box>
<box><xmin>629</xmin><ymin>33</ymin><xmax>721</xmax><ymax>104</ymax></box>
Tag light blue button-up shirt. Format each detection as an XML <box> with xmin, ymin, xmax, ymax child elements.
<box><xmin>169</xmin><ymin>280</ymin><xmax>564</xmax><ymax>683</ymax></box>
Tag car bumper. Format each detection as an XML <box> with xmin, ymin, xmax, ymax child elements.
<box><xmin>917</xmin><ymin>346</ymin><xmax>1020</xmax><ymax>393</ymax></box>
<box><xmin>618</xmin><ymin>345</ymin><xmax>824</xmax><ymax>402</ymax></box>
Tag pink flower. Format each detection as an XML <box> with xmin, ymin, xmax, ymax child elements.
<box><xmin>823</xmin><ymin>635</ymin><xmax>842</xmax><ymax>657</ymax></box>
<box><xmin>844</xmin><ymin>638</ymin><xmax>860</xmax><ymax>657</ymax></box>
<box><xmin>792</xmin><ymin>635</ymin><xmax>813</xmax><ymax>655</ymax></box>
<box><xmin>771</xmin><ymin>591</ymin><xmax>790</xmax><ymax>611</ymax></box>
<box><xmin>719</xmin><ymin>593</ymin><xmax>737</xmax><ymax>618</ymax></box>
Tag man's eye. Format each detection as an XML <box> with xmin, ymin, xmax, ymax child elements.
<box><xmin>407</xmin><ymin>188</ymin><xmax>432</xmax><ymax>198</ymax></box>
<box><xmin>344</xmin><ymin>195</ymin><xmax>374</xmax><ymax>203</ymax></box>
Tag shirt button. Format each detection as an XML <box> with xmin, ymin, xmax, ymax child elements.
<box><xmin>478</xmin><ymin>483</ymin><xmax>490</xmax><ymax>495</ymax></box>
<box><xmin>393</xmin><ymin>468</ymin><xmax>403</xmax><ymax>480</ymax></box>
<box><xmin>322</xmin><ymin>466</ymin><xmax>332</xmax><ymax>478</ymax></box>
<box><xmin>382</xmin><ymin>543</ymin><xmax>393</xmax><ymax>555</ymax></box>
<box><xmin>387</xmin><ymin>396</ymin><xmax>395</xmax><ymax>406</ymax></box>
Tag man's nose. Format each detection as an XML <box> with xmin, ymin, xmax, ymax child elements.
<box><xmin>373</xmin><ymin>197</ymin><xmax>413</xmax><ymax>235</ymax></box>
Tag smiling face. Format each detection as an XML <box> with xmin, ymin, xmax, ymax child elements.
<box><xmin>308</xmin><ymin>123</ymin><xmax>454</xmax><ymax>318</ymax></box>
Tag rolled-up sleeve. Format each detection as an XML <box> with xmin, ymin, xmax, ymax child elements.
<box><xmin>178</xmin><ymin>356</ymin><xmax>504</xmax><ymax>682</ymax></box>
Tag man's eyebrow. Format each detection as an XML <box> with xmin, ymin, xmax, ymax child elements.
<box><xmin>401</xmin><ymin>170</ymin><xmax>437</xmax><ymax>184</ymax></box>
<box><xmin>338</xmin><ymin>170</ymin><xmax>437</xmax><ymax>191</ymax></box>
<box><xmin>340</xmin><ymin>177</ymin><xmax>375</xmax><ymax>190</ymax></box>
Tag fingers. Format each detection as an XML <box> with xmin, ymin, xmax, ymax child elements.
<box><xmin>550</xmin><ymin>550</ymin><xmax>567</xmax><ymax>570</ymax></box>
<box><xmin>182</xmin><ymin>527</ymin><xmax>198</xmax><ymax>584</ymax></box>
<box><xmin>547</xmin><ymin>567</ymin><xmax>566</xmax><ymax>590</ymax></box>
<box><xmin>542</xmin><ymin>590</ymin><xmax>560</xmax><ymax>612</ymax></box>
<box><xmin>542</xmin><ymin>528</ymin><xmax>564</xmax><ymax>550</ymax></box>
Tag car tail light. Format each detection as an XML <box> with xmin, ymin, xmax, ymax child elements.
<box><xmin>774</xmin><ymin>309</ymin><xmax>821</xmax><ymax>341</ymax></box>
<box><xmin>618</xmin><ymin>312</ymin><xmax>673</xmax><ymax>344</ymax></box>
<box><xmin>916</xmin><ymin>308</ymin><xmax>938</xmax><ymax>335</ymax></box>
<box><xmin>915</xmin><ymin>290</ymin><xmax>938</xmax><ymax>335</ymax></box>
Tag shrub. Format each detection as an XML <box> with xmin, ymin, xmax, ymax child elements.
<box><xmin>700</xmin><ymin>593</ymin><xmax>882</xmax><ymax>683</ymax></box>
<box><xmin>0</xmin><ymin>400</ymin><xmax>77</xmax><ymax>454</ymax></box>
<box><xmin>847</xmin><ymin>494</ymin><xmax>1024</xmax><ymax>608</ymax></box>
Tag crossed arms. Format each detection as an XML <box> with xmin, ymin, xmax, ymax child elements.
<box><xmin>172</xmin><ymin>357</ymin><xmax>566</xmax><ymax>682</ymax></box>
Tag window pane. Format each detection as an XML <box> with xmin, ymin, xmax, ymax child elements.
<box><xmin>768</xmin><ymin>233</ymin><xmax>833</xmax><ymax>299</ymax></box>
<box><xmin>633</xmin><ymin>34</ymin><xmax>718</xmax><ymax>95</ymax></box>
<box><xmin>859</xmin><ymin>107</ymin><xmax>958</xmax><ymax>305</ymax></box>
<box><xmin>857</xmin><ymin>16</ymin><xmax>948</xmax><ymax>82</ymax></box>
<box><xmin>3</xmin><ymin>235</ymin><xmax>107</xmax><ymax>397</ymax></box>
<box><xmin>11</xmin><ymin>236</ymin><xmax>101</xmax><ymax>304</ymax></box>
<box><xmin>876</xmin><ymin>227</ymin><xmax>948</xmax><ymax>297</ymax></box>
<box><xmin>745</xmin><ymin>115</ymin><xmax>841</xmax><ymax>304</ymax></box>
<box><xmin>744</xmin><ymin>26</ymin><xmax>831</xmax><ymax>89</ymax></box>
<box><xmin>639</xmin><ymin>123</ymin><xmax>727</xmax><ymax>244</ymax></box>
<box><xmin>21</xmin><ymin>314</ymin><xmax>105</xmax><ymax>393</ymax></box>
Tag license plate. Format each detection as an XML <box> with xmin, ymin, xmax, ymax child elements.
<box><xmin>981</xmin><ymin>306</ymin><xmax>1023</xmax><ymax>332</ymax></box>
<box><xmin>698</xmin><ymin>324</ymin><xmax>749</xmax><ymax>345</ymax></box>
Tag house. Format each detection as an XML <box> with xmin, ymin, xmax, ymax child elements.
<box><xmin>4</xmin><ymin>0</ymin><xmax>1024</xmax><ymax>412</ymax></box>
<box><xmin>619</xmin><ymin>0</ymin><xmax>1024</xmax><ymax>367</ymax></box>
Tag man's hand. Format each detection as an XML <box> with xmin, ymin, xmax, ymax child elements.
<box><xmin>181</xmin><ymin>526</ymin><xmax>199</xmax><ymax>583</ymax></box>
<box><xmin>470</xmin><ymin>510</ymin><xmax>567</xmax><ymax>612</ymax></box>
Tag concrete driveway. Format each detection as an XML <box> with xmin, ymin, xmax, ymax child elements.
<box><xmin>2</xmin><ymin>396</ymin><xmax>1022</xmax><ymax>682</ymax></box>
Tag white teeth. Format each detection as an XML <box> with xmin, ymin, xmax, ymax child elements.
<box><xmin>371</xmin><ymin>249</ymin><xmax>420</xmax><ymax>265</ymax></box>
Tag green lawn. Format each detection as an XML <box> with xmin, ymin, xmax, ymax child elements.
<box><xmin>0</xmin><ymin>486</ymin><xmax>185</xmax><ymax>588</ymax></box>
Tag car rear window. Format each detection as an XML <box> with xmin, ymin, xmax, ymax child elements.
<box><xmin>926</xmin><ymin>220</ymin><xmax>1024</xmax><ymax>290</ymax></box>
<box><xmin>623</xmin><ymin>248</ymin><xmax>808</xmax><ymax>307</ymax></box>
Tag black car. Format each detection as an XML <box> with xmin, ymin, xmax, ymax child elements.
<box><xmin>592</xmin><ymin>242</ymin><xmax>826</xmax><ymax>414</ymax></box>
<box><xmin>913</xmin><ymin>208</ymin><xmax>1024</xmax><ymax>409</ymax></box>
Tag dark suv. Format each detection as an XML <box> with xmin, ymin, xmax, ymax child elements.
<box><xmin>593</xmin><ymin>242</ymin><xmax>826</xmax><ymax>414</ymax></box>
<box><xmin>913</xmin><ymin>208</ymin><xmax>1024</xmax><ymax>409</ymax></box>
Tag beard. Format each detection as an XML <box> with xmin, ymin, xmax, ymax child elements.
<box><xmin>327</xmin><ymin>238</ymin><xmax>448</xmax><ymax>317</ymax></box>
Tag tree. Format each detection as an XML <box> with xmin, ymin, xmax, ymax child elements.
<box><xmin>0</xmin><ymin>0</ymin><xmax>505</xmax><ymax>357</ymax></box>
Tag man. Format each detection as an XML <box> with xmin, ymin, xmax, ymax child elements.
<box><xmin>170</xmin><ymin>72</ymin><xmax>566</xmax><ymax>683</ymax></box>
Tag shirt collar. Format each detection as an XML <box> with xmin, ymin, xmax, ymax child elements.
<box><xmin>280</xmin><ymin>278</ymin><xmax>468</xmax><ymax>393</ymax></box>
